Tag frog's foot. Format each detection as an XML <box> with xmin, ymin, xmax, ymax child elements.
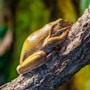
<box><xmin>17</xmin><ymin>50</ymin><xmax>46</xmax><ymax>74</ymax></box>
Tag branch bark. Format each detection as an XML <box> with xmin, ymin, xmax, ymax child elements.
<box><xmin>1</xmin><ymin>7</ymin><xmax>90</xmax><ymax>90</ymax></box>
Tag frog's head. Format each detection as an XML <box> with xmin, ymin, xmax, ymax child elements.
<box><xmin>43</xmin><ymin>19</ymin><xmax>73</xmax><ymax>53</ymax></box>
<box><xmin>52</xmin><ymin>19</ymin><xmax>73</xmax><ymax>30</ymax></box>
<box><xmin>50</xmin><ymin>19</ymin><xmax>73</xmax><ymax>37</ymax></box>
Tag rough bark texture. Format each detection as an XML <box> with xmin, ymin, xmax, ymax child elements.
<box><xmin>0</xmin><ymin>7</ymin><xmax>90</xmax><ymax>90</ymax></box>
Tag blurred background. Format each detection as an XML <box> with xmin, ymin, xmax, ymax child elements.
<box><xmin>0</xmin><ymin>0</ymin><xmax>90</xmax><ymax>90</ymax></box>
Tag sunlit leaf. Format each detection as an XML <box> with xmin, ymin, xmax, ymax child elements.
<box><xmin>80</xmin><ymin>0</ymin><xmax>90</xmax><ymax>15</ymax></box>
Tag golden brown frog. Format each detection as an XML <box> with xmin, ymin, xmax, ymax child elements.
<box><xmin>17</xmin><ymin>19</ymin><xmax>72</xmax><ymax>74</ymax></box>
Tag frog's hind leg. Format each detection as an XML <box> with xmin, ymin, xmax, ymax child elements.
<box><xmin>17</xmin><ymin>50</ymin><xmax>46</xmax><ymax>74</ymax></box>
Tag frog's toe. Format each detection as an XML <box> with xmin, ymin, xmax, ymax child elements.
<box><xmin>17</xmin><ymin>65</ymin><xmax>22</xmax><ymax>74</ymax></box>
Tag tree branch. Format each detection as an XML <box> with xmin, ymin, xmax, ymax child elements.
<box><xmin>1</xmin><ymin>7</ymin><xmax>90</xmax><ymax>90</ymax></box>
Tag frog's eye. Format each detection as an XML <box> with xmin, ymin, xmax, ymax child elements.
<box><xmin>59</xmin><ymin>20</ymin><xmax>73</xmax><ymax>28</ymax></box>
<box><xmin>59</xmin><ymin>20</ymin><xmax>67</xmax><ymax>28</ymax></box>
<box><xmin>50</xmin><ymin>23</ymin><xmax>60</xmax><ymax>36</ymax></box>
<box><xmin>51</xmin><ymin>19</ymin><xmax>67</xmax><ymax>34</ymax></box>
<box><xmin>49</xmin><ymin>24</ymin><xmax>64</xmax><ymax>38</ymax></box>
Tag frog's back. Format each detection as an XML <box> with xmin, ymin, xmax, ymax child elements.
<box><xmin>20</xmin><ymin>19</ymin><xmax>61</xmax><ymax>64</ymax></box>
<box><xmin>20</xmin><ymin>24</ymin><xmax>51</xmax><ymax>64</ymax></box>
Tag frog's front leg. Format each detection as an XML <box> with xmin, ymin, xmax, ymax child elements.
<box><xmin>17</xmin><ymin>50</ymin><xmax>46</xmax><ymax>74</ymax></box>
<box><xmin>43</xmin><ymin>29</ymin><xmax>70</xmax><ymax>49</ymax></box>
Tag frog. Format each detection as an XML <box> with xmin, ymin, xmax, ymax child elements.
<box><xmin>17</xmin><ymin>19</ymin><xmax>72</xmax><ymax>74</ymax></box>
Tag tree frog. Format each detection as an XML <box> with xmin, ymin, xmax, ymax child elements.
<box><xmin>17</xmin><ymin>19</ymin><xmax>72</xmax><ymax>74</ymax></box>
